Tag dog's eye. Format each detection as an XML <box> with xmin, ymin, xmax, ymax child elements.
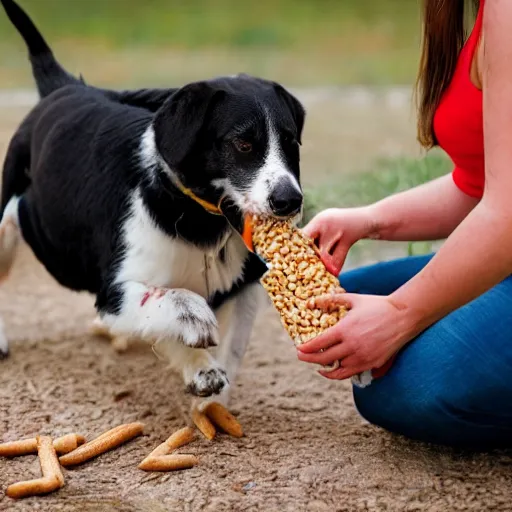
<box><xmin>233</xmin><ymin>139</ymin><xmax>253</xmax><ymax>153</ymax></box>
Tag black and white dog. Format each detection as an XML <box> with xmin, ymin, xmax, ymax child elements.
<box><xmin>0</xmin><ymin>0</ymin><xmax>306</xmax><ymax>405</ymax></box>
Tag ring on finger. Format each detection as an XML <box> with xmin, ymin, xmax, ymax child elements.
<box><xmin>322</xmin><ymin>359</ymin><xmax>342</xmax><ymax>372</ymax></box>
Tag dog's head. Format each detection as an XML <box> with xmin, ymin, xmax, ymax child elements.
<box><xmin>153</xmin><ymin>74</ymin><xmax>305</xmax><ymax>220</ymax></box>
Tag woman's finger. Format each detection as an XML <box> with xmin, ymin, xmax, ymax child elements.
<box><xmin>319</xmin><ymin>365</ymin><xmax>366</xmax><ymax>381</ymax></box>
<box><xmin>308</xmin><ymin>293</ymin><xmax>354</xmax><ymax>311</ymax></box>
<box><xmin>296</xmin><ymin>325</ymin><xmax>342</xmax><ymax>353</ymax></box>
<box><xmin>330</xmin><ymin>243</ymin><xmax>350</xmax><ymax>277</ymax></box>
<box><xmin>320</xmin><ymin>252</ymin><xmax>343</xmax><ymax>277</ymax></box>
<box><xmin>297</xmin><ymin>341</ymin><xmax>352</xmax><ymax>366</ymax></box>
<box><xmin>301</xmin><ymin>219</ymin><xmax>320</xmax><ymax>240</ymax></box>
<box><xmin>325</xmin><ymin>235</ymin><xmax>341</xmax><ymax>258</ymax></box>
<box><xmin>316</xmin><ymin>366</ymin><xmax>348</xmax><ymax>380</ymax></box>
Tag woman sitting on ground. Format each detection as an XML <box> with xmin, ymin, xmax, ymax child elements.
<box><xmin>300</xmin><ymin>0</ymin><xmax>512</xmax><ymax>449</ymax></box>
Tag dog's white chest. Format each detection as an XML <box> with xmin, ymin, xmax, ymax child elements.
<box><xmin>150</xmin><ymin>237</ymin><xmax>245</xmax><ymax>297</ymax></box>
<box><xmin>117</xmin><ymin>193</ymin><xmax>247</xmax><ymax>297</ymax></box>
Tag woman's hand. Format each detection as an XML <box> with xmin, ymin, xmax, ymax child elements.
<box><xmin>297</xmin><ymin>293</ymin><xmax>419</xmax><ymax>380</ymax></box>
<box><xmin>302</xmin><ymin>207</ymin><xmax>379</xmax><ymax>276</ymax></box>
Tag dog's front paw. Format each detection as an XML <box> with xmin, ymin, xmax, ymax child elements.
<box><xmin>186</xmin><ymin>367</ymin><xmax>229</xmax><ymax>397</ymax></box>
<box><xmin>173</xmin><ymin>290</ymin><xmax>219</xmax><ymax>349</ymax></box>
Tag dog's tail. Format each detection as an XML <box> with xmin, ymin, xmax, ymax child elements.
<box><xmin>1</xmin><ymin>0</ymin><xmax>84</xmax><ymax>98</ymax></box>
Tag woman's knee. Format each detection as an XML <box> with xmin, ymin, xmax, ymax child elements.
<box><xmin>353</xmin><ymin>379</ymin><xmax>442</xmax><ymax>436</ymax></box>
<box><xmin>353</xmin><ymin>378</ymin><xmax>457</xmax><ymax>445</ymax></box>
<box><xmin>353</xmin><ymin>372</ymin><xmax>512</xmax><ymax>449</ymax></box>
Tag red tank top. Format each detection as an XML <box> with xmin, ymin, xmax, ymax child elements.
<box><xmin>433</xmin><ymin>0</ymin><xmax>485</xmax><ymax>198</ymax></box>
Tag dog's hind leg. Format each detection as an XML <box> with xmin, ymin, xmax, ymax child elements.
<box><xmin>0</xmin><ymin>196</ymin><xmax>21</xmax><ymax>358</ymax></box>
<box><xmin>0</xmin><ymin>130</ymin><xmax>30</xmax><ymax>283</ymax></box>
<box><xmin>89</xmin><ymin>315</ymin><xmax>130</xmax><ymax>353</ymax></box>
<box><xmin>0</xmin><ymin>130</ymin><xmax>32</xmax><ymax>357</ymax></box>
<box><xmin>0</xmin><ymin>196</ymin><xmax>21</xmax><ymax>282</ymax></box>
<box><xmin>0</xmin><ymin>317</ymin><xmax>8</xmax><ymax>359</ymax></box>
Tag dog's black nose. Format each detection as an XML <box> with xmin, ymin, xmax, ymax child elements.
<box><xmin>268</xmin><ymin>182</ymin><xmax>303</xmax><ymax>217</ymax></box>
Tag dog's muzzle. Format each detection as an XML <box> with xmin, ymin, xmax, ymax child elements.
<box><xmin>268</xmin><ymin>178</ymin><xmax>303</xmax><ymax>218</ymax></box>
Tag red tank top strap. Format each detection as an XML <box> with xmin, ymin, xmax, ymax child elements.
<box><xmin>464</xmin><ymin>0</ymin><xmax>485</xmax><ymax>72</ymax></box>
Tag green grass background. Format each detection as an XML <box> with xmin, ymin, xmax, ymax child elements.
<box><xmin>302</xmin><ymin>150</ymin><xmax>450</xmax><ymax>223</ymax></box>
<box><xmin>302</xmin><ymin>151</ymin><xmax>451</xmax><ymax>262</ymax></box>
<box><xmin>0</xmin><ymin>0</ymin><xmax>419</xmax><ymax>49</ymax></box>
<box><xmin>0</xmin><ymin>0</ymin><xmax>421</xmax><ymax>87</ymax></box>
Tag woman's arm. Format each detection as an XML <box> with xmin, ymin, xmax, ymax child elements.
<box><xmin>368</xmin><ymin>173</ymin><xmax>479</xmax><ymax>242</ymax></box>
<box><xmin>303</xmin><ymin>173</ymin><xmax>478</xmax><ymax>276</ymax></box>
<box><xmin>297</xmin><ymin>2</ymin><xmax>512</xmax><ymax>378</ymax></box>
<box><xmin>390</xmin><ymin>0</ymin><xmax>512</xmax><ymax>330</ymax></box>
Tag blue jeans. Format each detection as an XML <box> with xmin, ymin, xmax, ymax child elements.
<box><xmin>340</xmin><ymin>254</ymin><xmax>512</xmax><ymax>450</ymax></box>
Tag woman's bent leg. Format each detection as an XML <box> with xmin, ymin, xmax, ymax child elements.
<box><xmin>353</xmin><ymin>274</ymin><xmax>512</xmax><ymax>449</ymax></box>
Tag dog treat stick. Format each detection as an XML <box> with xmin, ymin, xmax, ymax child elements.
<box><xmin>6</xmin><ymin>477</ymin><xmax>60</xmax><ymax>500</ymax></box>
<box><xmin>0</xmin><ymin>438</ymin><xmax>39</xmax><ymax>458</ymax></box>
<box><xmin>0</xmin><ymin>438</ymin><xmax>38</xmax><ymax>457</ymax></box>
<box><xmin>54</xmin><ymin>433</ymin><xmax>86</xmax><ymax>455</ymax></box>
<box><xmin>204</xmin><ymin>403</ymin><xmax>243</xmax><ymax>438</ymax></box>
<box><xmin>192</xmin><ymin>408</ymin><xmax>216</xmax><ymax>441</ymax></box>
<box><xmin>143</xmin><ymin>440</ymin><xmax>172</xmax><ymax>459</ymax></box>
<box><xmin>37</xmin><ymin>436</ymin><xmax>65</xmax><ymax>487</ymax></box>
<box><xmin>0</xmin><ymin>433</ymin><xmax>86</xmax><ymax>457</ymax></box>
<box><xmin>6</xmin><ymin>436</ymin><xmax>64</xmax><ymax>500</ymax></box>
<box><xmin>138</xmin><ymin>427</ymin><xmax>197</xmax><ymax>472</ymax></box>
<box><xmin>139</xmin><ymin>454</ymin><xmax>199</xmax><ymax>472</ymax></box>
<box><xmin>249</xmin><ymin>215</ymin><xmax>373</xmax><ymax>386</ymax></box>
<box><xmin>88</xmin><ymin>423</ymin><xmax>135</xmax><ymax>444</ymax></box>
<box><xmin>146</xmin><ymin>427</ymin><xmax>196</xmax><ymax>459</ymax></box>
<box><xmin>164</xmin><ymin>426</ymin><xmax>196</xmax><ymax>451</ymax></box>
<box><xmin>53</xmin><ymin>433</ymin><xmax>86</xmax><ymax>456</ymax></box>
<box><xmin>59</xmin><ymin>422</ymin><xmax>144</xmax><ymax>467</ymax></box>
<box><xmin>81</xmin><ymin>424</ymin><xmax>127</xmax><ymax>445</ymax></box>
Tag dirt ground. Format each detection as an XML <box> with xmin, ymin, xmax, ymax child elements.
<box><xmin>1</xmin><ymin>99</ymin><xmax>512</xmax><ymax>512</ymax></box>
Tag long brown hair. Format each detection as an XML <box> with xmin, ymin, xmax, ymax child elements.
<box><xmin>416</xmin><ymin>0</ymin><xmax>480</xmax><ymax>148</ymax></box>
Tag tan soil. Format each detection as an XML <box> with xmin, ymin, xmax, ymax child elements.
<box><xmin>1</xmin><ymin>103</ymin><xmax>511</xmax><ymax>512</ymax></box>
<box><xmin>1</xmin><ymin>239</ymin><xmax>512</xmax><ymax>512</ymax></box>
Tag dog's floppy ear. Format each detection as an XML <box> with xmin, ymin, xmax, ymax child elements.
<box><xmin>153</xmin><ymin>81</ymin><xmax>225</xmax><ymax>167</ymax></box>
<box><xmin>273</xmin><ymin>84</ymin><xmax>306</xmax><ymax>144</ymax></box>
